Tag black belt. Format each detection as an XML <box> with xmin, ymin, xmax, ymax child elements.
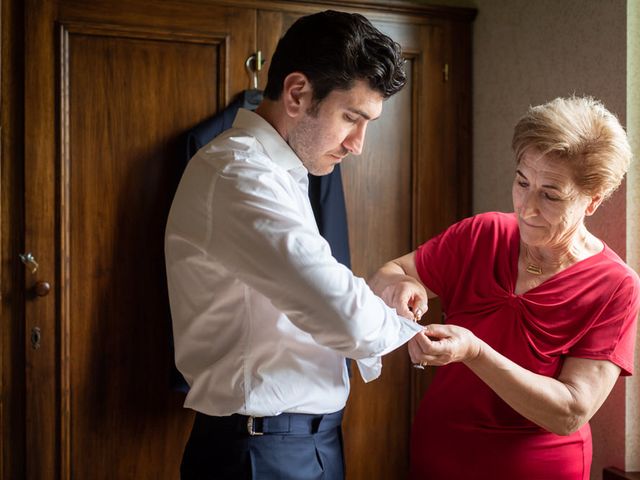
<box><xmin>195</xmin><ymin>409</ymin><xmax>343</xmax><ymax>436</ymax></box>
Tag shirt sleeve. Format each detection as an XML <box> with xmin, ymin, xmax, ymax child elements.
<box><xmin>568</xmin><ymin>273</ymin><xmax>640</xmax><ymax>376</ymax></box>
<box><xmin>209</xmin><ymin>156</ymin><xmax>422</xmax><ymax>381</ymax></box>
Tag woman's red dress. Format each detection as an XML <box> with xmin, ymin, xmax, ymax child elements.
<box><xmin>411</xmin><ymin>212</ymin><xmax>639</xmax><ymax>480</ymax></box>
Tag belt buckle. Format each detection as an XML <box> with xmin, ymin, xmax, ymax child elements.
<box><xmin>247</xmin><ymin>416</ymin><xmax>264</xmax><ymax>436</ymax></box>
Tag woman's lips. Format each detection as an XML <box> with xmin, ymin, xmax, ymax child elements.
<box><xmin>520</xmin><ymin>218</ymin><xmax>543</xmax><ymax>228</ymax></box>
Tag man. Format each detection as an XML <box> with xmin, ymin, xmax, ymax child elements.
<box><xmin>165</xmin><ymin>10</ymin><xmax>428</xmax><ymax>479</ymax></box>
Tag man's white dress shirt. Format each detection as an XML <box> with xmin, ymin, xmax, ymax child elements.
<box><xmin>165</xmin><ymin>109</ymin><xmax>421</xmax><ymax>417</ymax></box>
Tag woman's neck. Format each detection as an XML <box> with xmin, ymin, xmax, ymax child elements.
<box><xmin>521</xmin><ymin>226</ymin><xmax>600</xmax><ymax>276</ymax></box>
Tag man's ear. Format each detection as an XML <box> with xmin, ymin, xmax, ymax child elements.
<box><xmin>282</xmin><ymin>72</ymin><xmax>313</xmax><ymax>118</ymax></box>
<box><xmin>585</xmin><ymin>193</ymin><xmax>603</xmax><ymax>216</ymax></box>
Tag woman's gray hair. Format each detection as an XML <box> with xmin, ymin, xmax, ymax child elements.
<box><xmin>512</xmin><ymin>96</ymin><xmax>632</xmax><ymax>200</ymax></box>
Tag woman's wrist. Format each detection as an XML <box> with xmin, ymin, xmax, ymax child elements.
<box><xmin>464</xmin><ymin>336</ymin><xmax>484</xmax><ymax>366</ymax></box>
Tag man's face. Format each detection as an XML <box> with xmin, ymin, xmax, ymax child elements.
<box><xmin>287</xmin><ymin>80</ymin><xmax>384</xmax><ymax>176</ymax></box>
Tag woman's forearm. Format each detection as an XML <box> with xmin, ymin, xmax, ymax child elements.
<box><xmin>368</xmin><ymin>261</ymin><xmax>407</xmax><ymax>296</ymax></box>
<box><xmin>464</xmin><ymin>339</ymin><xmax>618</xmax><ymax>435</ymax></box>
<box><xmin>369</xmin><ymin>260</ymin><xmax>429</xmax><ymax>320</ymax></box>
<box><xmin>412</xmin><ymin>324</ymin><xmax>620</xmax><ymax>436</ymax></box>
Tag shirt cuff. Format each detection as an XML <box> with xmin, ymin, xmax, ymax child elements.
<box><xmin>355</xmin><ymin>357</ymin><xmax>382</xmax><ymax>383</ymax></box>
<box><xmin>355</xmin><ymin>317</ymin><xmax>423</xmax><ymax>383</ymax></box>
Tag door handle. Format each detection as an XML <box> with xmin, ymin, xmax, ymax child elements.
<box><xmin>19</xmin><ymin>252</ymin><xmax>39</xmax><ymax>274</ymax></box>
<box><xmin>34</xmin><ymin>281</ymin><xmax>51</xmax><ymax>297</ymax></box>
<box><xmin>19</xmin><ymin>253</ymin><xmax>48</xmax><ymax>350</ymax></box>
<box><xmin>19</xmin><ymin>253</ymin><xmax>51</xmax><ymax>297</ymax></box>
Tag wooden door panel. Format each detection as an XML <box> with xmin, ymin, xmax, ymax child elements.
<box><xmin>59</xmin><ymin>2</ymin><xmax>256</xmax><ymax>102</ymax></box>
<box><xmin>24</xmin><ymin>0</ymin><xmax>62</xmax><ymax>477</ymax></box>
<box><xmin>24</xmin><ymin>2</ymin><xmax>255</xmax><ymax>478</ymax></box>
<box><xmin>65</xmin><ymin>27</ymin><xmax>222</xmax><ymax>478</ymax></box>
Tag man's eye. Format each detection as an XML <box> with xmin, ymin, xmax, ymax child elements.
<box><xmin>344</xmin><ymin>114</ymin><xmax>357</xmax><ymax>123</ymax></box>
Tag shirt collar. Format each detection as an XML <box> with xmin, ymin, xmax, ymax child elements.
<box><xmin>233</xmin><ymin>109</ymin><xmax>305</xmax><ymax>176</ymax></box>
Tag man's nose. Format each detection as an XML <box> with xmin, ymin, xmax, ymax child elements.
<box><xmin>343</xmin><ymin>123</ymin><xmax>367</xmax><ymax>156</ymax></box>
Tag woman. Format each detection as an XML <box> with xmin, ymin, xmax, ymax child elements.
<box><xmin>370</xmin><ymin>96</ymin><xmax>639</xmax><ymax>479</ymax></box>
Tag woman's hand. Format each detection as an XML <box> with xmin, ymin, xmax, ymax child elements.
<box><xmin>369</xmin><ymin>251</ymin><xmax>434</xmax><ymax>322</ymax></box>
<box><xmin>379</xmin><ymin>277</ymin><xmax>428</xmax><ymax>322</ymax></box>
<box><xmin>408</xmin><ymin>323</ymin><xmax>482</xmax><ymax>366</ymax></box>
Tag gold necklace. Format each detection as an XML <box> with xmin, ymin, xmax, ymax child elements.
<box><xmin>522</xmin><ymin>245</ymin><xmax>570</xmax><ymax>276</ymax></box>
<box><xmin>522</xmin><ymin>245</ymin><xmax>544</xmax><ymax>275</ymax></box>
<box><xmin>522</xmin><ymin>230</ymin><xmax>588</xmax><ymax>277</ymax></box>
<box><xmin>525</xmin><ymin>262</ymin><xmax>543</xmax><ymax>275</ymax></box>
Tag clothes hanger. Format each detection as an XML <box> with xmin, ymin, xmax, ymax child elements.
<box><xmin>241</xmin><ymin>51</ymin><xmax>266</xmax><ymax>109</ymax></box>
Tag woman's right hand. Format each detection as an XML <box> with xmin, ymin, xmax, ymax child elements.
<box><xmin>369</xmin><ymin>251</ymin><xmax>433</xmax><ymax>322</ymax></box>
<box><xmin>379</xmin><ymin>277</ymin><xmax>429</xmax><ymax>322</ymax></box>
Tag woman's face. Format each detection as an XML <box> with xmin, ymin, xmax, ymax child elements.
<box><xmin>512</xmin><ymin>149</ymin><xmax>598</xmax><ymax>249</ymax></box>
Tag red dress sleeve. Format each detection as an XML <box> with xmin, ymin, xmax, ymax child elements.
<box><xmin>414</xmin><ymin>213</ymin><xmax>513</xmax><ymax>312</ymax></box>
<box><xmin>567</xmin><ymin>257</ymin><xmax>640</xmax><ymax>375</ymax></box>
<box><xmin>414</xmin><ymin>216</ymin><xmax>474</xmax><ymax>306</ymax></box>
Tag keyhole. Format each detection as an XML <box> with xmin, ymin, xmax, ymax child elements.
<box><xmin>31</xmin><ymin>327</ymin><xmax>41</xmax><ymax>350</ymax></box>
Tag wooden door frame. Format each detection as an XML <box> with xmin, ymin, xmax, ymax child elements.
<box><xmin>1</xmin><ymin>0</ymin><xmax>26</xmax><ymax>478</ymax></box>
<box><xmin>21</xmin><ymin>0</ymin><xmax>60</xmax><ymax>477</ymax></box>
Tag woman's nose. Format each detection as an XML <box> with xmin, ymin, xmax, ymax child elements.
<box><xmin>520</xmin><ymin>191</ymin><xmax>539</xmax><ymax>217</ymax></box>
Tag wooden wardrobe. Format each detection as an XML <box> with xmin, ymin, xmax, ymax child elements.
<box><xmin>0</xmin><ymin>0</ymin><xmax>474</xmax><ymax>478</ymax></box>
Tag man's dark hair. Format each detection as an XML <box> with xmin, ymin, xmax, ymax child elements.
<box><xmin>263</xmin><ymin>10</ymin><xmax>407</xmax><ymax>102</ymax></box>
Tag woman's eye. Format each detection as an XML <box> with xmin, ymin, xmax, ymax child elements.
<box><xmin>543</xmin><ymin>192</ymin><xmax>560</xmax><ymax>201</ymax></box>
<box><xmin>517</xmin><ymin>181</ymin><xmax>528</xmax><ymax>188</ymax></box>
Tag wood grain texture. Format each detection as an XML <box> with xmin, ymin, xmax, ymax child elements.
<box><xmin>64</xmin><ymin>28</ymin><xmax>223</xmax><ymax>479</ymax></box>
<box><xmin>1</xmin><ymin>0</ymin><xmax>25</xmax><ymax>479</ymax></box>
<box><xmin>24</xmin><ymin>0</ymin><xmax>59</xmax><ymax>478</ymax></box>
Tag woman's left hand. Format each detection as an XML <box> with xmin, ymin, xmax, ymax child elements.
<box><xmin>408</xmin><ymin>323</ymin><xmax>482</xmax><ymax>366</ymax></box>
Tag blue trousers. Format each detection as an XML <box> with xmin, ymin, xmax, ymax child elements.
<box><xmin>180</xmin><ymin>410</ymin><xmax>345</xmax><ymax>480</ymax></box>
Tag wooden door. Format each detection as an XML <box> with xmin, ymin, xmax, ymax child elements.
<box><xmin>11</xmin><ymin>1</ymin><xmax>472</xmax><ymax>479</ymax></box>
<box><xmin>23</xmin><ymin>1</ymin><xmax>254</xmax><ymax>478</ymax></box>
